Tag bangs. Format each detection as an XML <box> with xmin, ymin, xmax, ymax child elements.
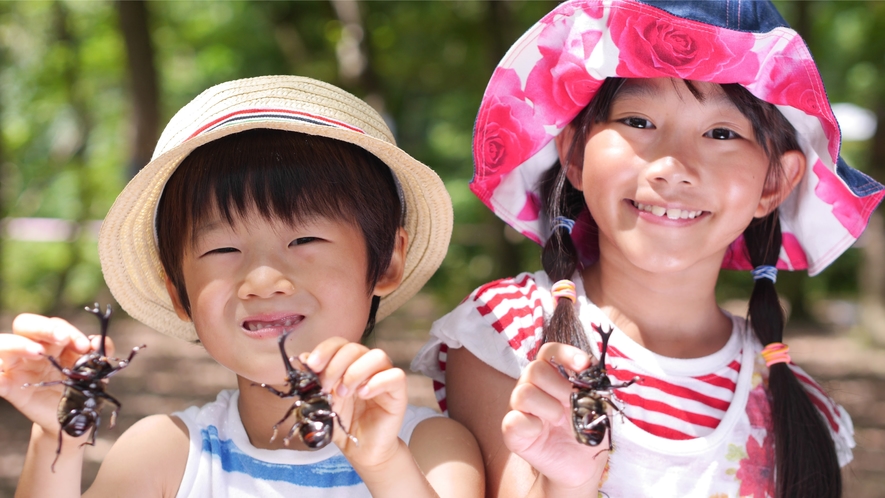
<box><xmin>157</xmin><ymin>129</ymin><xmax>403</xmax><ymax>320</ymax></box>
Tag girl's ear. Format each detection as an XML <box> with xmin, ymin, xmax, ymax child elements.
<box><xmin>555</xmin><ymin>125</ymin><xmax>584</xmax><ymax>192</ymax></box>
<box><xmin>755</xmin><ymin>150</ymin><xmax>806</xmax><ymax>218</ymax></box>
<box><xmin>373</xmin><ymin>227</ymin><xmax>408</xmax><ymax>297</ymax></box>
<box><xmin>164</xmin><ymin>275</ymin><xmax>192</xmax><ymax>322</ymax></box>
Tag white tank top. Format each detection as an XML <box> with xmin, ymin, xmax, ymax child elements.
<box><xmin>173</xmin><ymin>389</ymin><xmax>439</xmax><ymax>498</ymax></box>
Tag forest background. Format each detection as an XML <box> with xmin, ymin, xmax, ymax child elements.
<box><xmin>1</xmin><ymin>0</ymin><xmax>885</xmax><ymax>335</ymax></box>
<box><xmin>0</xmin><ymin>0</ymin><xmax>884</xmax><ymax>494</ymax></box>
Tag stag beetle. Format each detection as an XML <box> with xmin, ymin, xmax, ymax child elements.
<box><xmin>23</xmin><ymin>303</ymin><xmax>145</xmax><ymax>471</ymax></box>
<box><xmin>550</xmin><ymin>323</ymin><xmax>640</xmax><ymax>452</ymax></box>
<box><xmin>255</xmin><ymin>329</ymin><xmax>358</xmax><ymax>449</ymax></box>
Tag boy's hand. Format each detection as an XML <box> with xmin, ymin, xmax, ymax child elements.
<box><xmin>502</xmin><ymin>342</ymin><xmax>608</xmax><ymax>496</ymax></box>
<box><xmin>302</xmin><ymin>336</ymin><xmax>407</xmax><ymax>470</ymax></box>
<box><xmin>0</xmin><ymin>313</ymin><xmax>102</xmax><ymax>434</ymax></box>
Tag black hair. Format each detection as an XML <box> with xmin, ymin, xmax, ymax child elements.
<box><xmin>540</xmin><ymin>77</ymin><xmax>841</xmax><ymax>497</ymax></box>
<box><xmin>156</xmin><ymin>128</ymin><xmax>403</xmax><ymax>338</ymax></box>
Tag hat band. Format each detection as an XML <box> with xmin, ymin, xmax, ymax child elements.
<box><xmin>187</xmin><ymin>108</ymin><xmax>366</xmax><ymax>142</ymax></box>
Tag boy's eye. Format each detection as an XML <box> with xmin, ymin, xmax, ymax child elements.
<box><xmin>290</xmin><ymin>237</ymin><xmax>318</xmax><ymax>246</ymax></box>
<box><xmin>203</xmin><ymin>247</ymin><xmax>238</xmax><ymax>256</ymax></box>
<box><xmin>620</xmin><ymin>117</ymin><xmax>654</xmax><ymax>129</ymax></box>
<box><xmin>705</xmin><ymin>128</ymin><xmax>741</xmax><ymax>140</ymax></box>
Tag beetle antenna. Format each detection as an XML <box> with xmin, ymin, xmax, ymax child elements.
<box><xmin>278</xmin><ymin>329</ymin><xmax>296</xmax><ymax>372</ymax></box>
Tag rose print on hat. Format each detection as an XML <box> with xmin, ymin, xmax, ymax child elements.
<box><xmin>609</xmin><ymin>8</ymin><xmax>759</xmax><ymax>83</ymax></box>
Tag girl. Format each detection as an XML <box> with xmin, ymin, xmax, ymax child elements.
<box><xmin>0</xmin><ymin>75</ymin><xmax>483</xmax><ymax>497</ymax></box>
<box><xmin>412</xmin><ymin>1</ymin><xmax>883</xmax><ymax>497</ymax></box>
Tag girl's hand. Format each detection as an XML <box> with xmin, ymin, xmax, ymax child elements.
<box><xmin>0</xmin><ymin>314</ymin><xmax>101</xmax><ymax>435</ymax></box>
<box><xmin>502</xmin><ymin>342</ymin><xmax>609</xmax><ymax>496</ymax></box>
<box><xmin>302</xmin><ymin>336</ymin><xmax>407</xmax><ymax>470</ymax></box>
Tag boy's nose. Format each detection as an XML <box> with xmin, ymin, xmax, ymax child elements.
<box><xmin>238</xmin><ymin>266</ymin><xmax>296</xmax><ymax>299</ymax></box>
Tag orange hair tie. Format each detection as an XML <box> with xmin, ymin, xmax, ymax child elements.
<box><xmin>761</xmin><ymin>342</ymin><xmax>791</xmax><ymax>367</ymax></box>
<box><xmin>551</xmin><ymin>279</ymin><xmax>577</xmax><ymax>304</ymax></box>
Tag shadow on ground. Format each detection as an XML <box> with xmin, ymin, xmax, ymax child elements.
<box><xmin>1</xmin><ymin>295</ymin><xmax>882</xmax><ymax>497</ymax></box>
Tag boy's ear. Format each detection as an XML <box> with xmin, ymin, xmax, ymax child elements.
<box><xmin>755</xmin><ymin>150</ymin><xmax>806</xmax><ymax>218</ymax></box>
<box><xmin>373</xmin><ymin>227</ymin><xmax>408</xmax><ymax>297</ymax></box>
<box><xmin>555</xmin><ymin>126</ymin><xmax>584</xmax><ymax>192</ymax></box>
<box><xmin>164</xmin><ymin>275</ymin><xmax>192</xmax><ymax>322</ymax></box>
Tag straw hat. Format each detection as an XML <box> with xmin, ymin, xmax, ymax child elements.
<box><xmin>472</xmin><ymin>0</ymin><xmax>883</xmax><ymax>276</ymax></box>
<box><xmin>99</xmin><ymin>75</ymin><xmax>453</xmax><ymax>341</ymax></box>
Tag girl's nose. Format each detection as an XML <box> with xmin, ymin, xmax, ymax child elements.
<box><xmin>644</xmin><ymin>154</ymin><xmax>699</xmax><ymax>187</ymax></box>
<box><xmin>238</xmin><ymin>266</ymin><xmax>296</xmax><ymax>299</ymax></box>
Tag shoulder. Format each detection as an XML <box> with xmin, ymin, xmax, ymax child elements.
<box><xmin>409</xmin><ymin>416</ymin><xmax>484</xmax><ymax>496</ymax></box>
<box><xmin>85</xmin><ymin>414</ymin><xmax>189</xmax><ymax>498</ymax></box>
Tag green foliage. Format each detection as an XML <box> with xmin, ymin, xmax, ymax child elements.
<box><xmin>0</xmin><ymin>0</ymin><xmax>881</xmax><ymax>318</ymax></box>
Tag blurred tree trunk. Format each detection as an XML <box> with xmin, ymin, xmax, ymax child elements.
<box><xmin>50</xmin><ymin>1</ymin><xmax>93</xmax><ymax>312</ymax></box>
<box><xmin>0</xmin><ymin>55</ymin><xmax>5</xmax><ymax>312</ymax></box>
<box><xmin>481</xmin><ymin>0</ymin><xmax>523</xmax><ymax>279</ymax></box>
<box><xmin>117</xmin><ymin>0</ymin><xmax>159</xmax><ymax>178</ymax></box>
<box><xmin>859</xmin><ymin>100</ymin><xmax>885</xmax><ymax>345</ymax></box>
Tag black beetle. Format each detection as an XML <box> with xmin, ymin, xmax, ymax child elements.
<box><xmin>550</xmin><ymin>323</ymin><xmax>639</xmax><ymax>452</ymax></box>
<box><xmin>255</xmin><ymin>329</ymin><xmax>357</xmax><ymax>449</ymax></box>
<box><xmin>23</xmin><ymin>303</ymin><xmax>145</xmax><ymax>471</ymax></box>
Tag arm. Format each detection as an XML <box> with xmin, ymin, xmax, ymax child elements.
<box><xmin>83</xmin><ymin>414</ymin><xmax>189</xmax><ymax>498</ymax></box>
<box><xmin>446</xmin><ymin>345</ymin><xmax>607</xmax><ymax>498</ymax></box>
<box><xmin>409</xmin><ymin>416</ymin><xmax>485</xmax><ymax>498</ymax></box>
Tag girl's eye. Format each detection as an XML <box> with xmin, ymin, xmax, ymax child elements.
<box><xmin>620</xmin><ymin>117</ymin><xmax>654</xmax><ymax>129</ymax></box>
<box><xmin>290</xmin><ymin>237</ymin><xmax>318</xmax><ymax>246</ymax></box>
<box><xmin>705</xmin><ymin>128</ymin><xmax>741</xmax><ymax>140</ymax></box>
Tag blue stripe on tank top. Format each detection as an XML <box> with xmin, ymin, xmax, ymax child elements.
<box><xmin>201</xmin><ymin>426</ymin><xmax>363</xmax><ymax>488</ymax></box>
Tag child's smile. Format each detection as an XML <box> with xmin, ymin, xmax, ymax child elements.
<box><xmin>569</xmin><ymin>78</ymin><xmax>773</xmax><ymax>274</ymax></box>
<box><xmin>172</xmin><ymin>207</ymin><xmax>377</xmax><ymax>384</ymax></box>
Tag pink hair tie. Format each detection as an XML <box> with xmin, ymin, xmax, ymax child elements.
<box><xmin>551</xmin><ymin>279</ymin><xmax>576</xmax><ymax>304</ymax></box>
<box><xmin>761</xmin><ymin>342</ymin><xmax>791</xmax><ymax>367</ymax></box>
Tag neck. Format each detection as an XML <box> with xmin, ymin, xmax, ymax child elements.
<box><xmin>581</xmin><ymin>251</ymin><xmax>733</xmax><ymax>359</ymax></box>
<box><xmin>236</xmin><ymin>375</ymin><xmax>314</xmax><ymax>451</ymax></box>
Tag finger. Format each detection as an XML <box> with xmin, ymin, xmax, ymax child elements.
<box><xmin>339</xmin><ymin>349</ymin><xmax>394</xmax><ymax>397</ymax></box>
<box><xmin>501</xmin><ymin>409</ymin><xmax>545</xmax><ymax>453</ymax></box>
<box><xmin>519</xmin><ymin>359</ymin><xmax>575</xmax><ymax>405</ymax></box>
<box><xmin>303</xmin><ymin>336</ymin><xmax>351</xmax><ymax>372</ymax></box>
<box><xmin>355</xmin><ymin>366</ymin><xmax>406</xmax><ymax>405</ymax></box>
<box><xmin>320</xmin><ymin>342</ymin><xmax>370</xmax><ymax>393</ymax></box>
<box><xmin>87</xmin><ymin>335</ymin><xmax>116</xmax><ymax>357</ymax></box>
<box><xmin>537</xmin><ymin>342</ymin><xmax>592</xmax><ymax>371</ymax></box>
<box><xmin>0</xmin><ymin>334</ymin><xmax>47</xmax><ymax>366</ymax></box>
<box><xmin>11</xmin><ymin>315</ymin><xmax>91</xmax><ymax>353</ymax></box>
<box><xmin>510</xmin><ymin>382</ymin><xmax>567</xmax><ymax>424</ymax></box>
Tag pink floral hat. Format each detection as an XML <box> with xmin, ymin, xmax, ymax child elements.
<box><xmin>472</xmin><ymin>0</ymin><xmax>884</xmax><ymax>275</ymax></box>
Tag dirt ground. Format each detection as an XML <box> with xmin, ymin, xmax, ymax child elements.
<box><xmin>1</xmin><ymin>296</ymin><xmax>883</xmax><ymax>497</ymax></box>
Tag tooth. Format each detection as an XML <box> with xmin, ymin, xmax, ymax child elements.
<box><xmin>284</xmin><ymin>319</ymin><xmax>292</xmax><ymax>326</ymax></box>
<box><xmin>680</xmin><ymin>210</ymin><xmax>689</xmax><ymax>219</ymax></box>
<box><xmin>651</xmin><ymin>205</ymin><xmax>666</xmax><ymax>216</ymax></box>
<box><xmin>666</xmin><ymin>208</ymin><xmax>681</xmax><ymax>219</ymax></box>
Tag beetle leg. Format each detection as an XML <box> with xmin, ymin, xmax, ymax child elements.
<box><xmin>270</xmin><ymin>400</ymin><xmax>302</xmax><ymax>443</ymax></box>
<box><xmin>256</xmin><ymin>383</ymin><xmax>295</xmax><ymax>398</ymax></box>
<box><xmin>609</xmin><ymin>376</ymin><xmax>640</xmax><ymax>389</ymax></box>
<box><xmin>21</xmin><ymin>379</ymin><xmax>65</xmax><ymax>389</ymax></box>
<box><xmin>329</xmin><ymin>412</ymin><xmax>359</xmax><ymax>446</ymax></box>
<box><xmin>283</xmin><ymin>419</ymin><xmax>303</xmax><ymax>446</ymax></box>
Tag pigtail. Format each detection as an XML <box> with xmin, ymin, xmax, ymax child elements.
<box><xmin>744</xmin><ymin>213</ymin><xmax>841</xmax><ymax>498</ymax></box>
<box><xmin>539</xmin><ymin>161</ymin><xmax>591</xmax><ymax>353</ymax></box>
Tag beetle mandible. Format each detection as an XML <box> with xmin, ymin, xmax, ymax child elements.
<box><xmin>23</xmin><ymin>303</ymin><xmax>145</xmax><ymax>471</ymax></box>
<box><xmin>550</xmin><ymin>323</ymin><xmax>640</xmax><ymax>452</ymax></box>
<box><xmin>255</xmin><ymin>329</ymin><xmax>358</xmax><ymax>449</ymax></box>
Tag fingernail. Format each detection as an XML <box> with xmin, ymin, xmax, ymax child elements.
<box><xmin>307</xmin><ymin>353</ymin><xmax>322</xmax><ymax>370</ymax></box>
<box><xmin>336</xmin><ymin>384</ymin><xmax>349</xmax><ymax>397</ymax></box>
<box><xmin>574</xmin><ymin>352</ymin><xmax>589</xmax><ymax>366</ymax></box>
<box><xmin>26</xmin><ymin>343</ymin><xmax>43</xmax><ymax>355</ymax></box>
<box><xmin>76</xmin><ymin>337</ymin><xmax>91</xmax><ymax>351</ymax></box>
<box><xmin>54</xmin><ymin>329</ymin><xmax>67</xmax><ymax>342</ymax></box>
<box><xmin>358</xmin><ymin>385</ymin><xmax>370</xmax><ymax>397</ymax></box>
